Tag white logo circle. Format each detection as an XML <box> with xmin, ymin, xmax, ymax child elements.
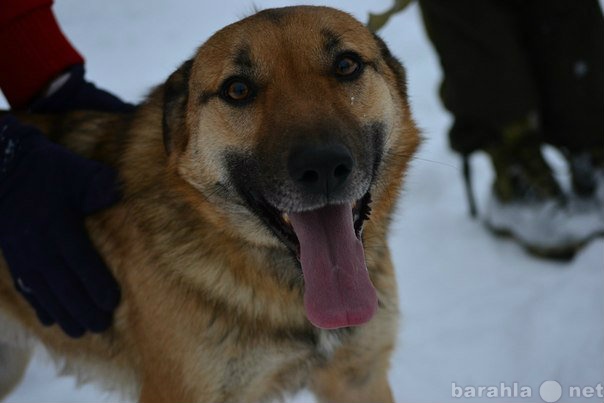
<box><xmin>540</xmin><ymin>380</ymin><xmax>562</xmax><ymax>403</ymax></box>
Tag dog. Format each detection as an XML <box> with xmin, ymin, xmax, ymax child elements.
<box><xmin>0</xmin><ymin>6</ymin><xmax>420</xmax><ymax>402</ymax></box>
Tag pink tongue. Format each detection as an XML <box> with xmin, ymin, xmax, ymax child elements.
<box><xmin>289</xmin><ymin>204</ymin><xmax>377</xmax><ymax>329</ymax></box>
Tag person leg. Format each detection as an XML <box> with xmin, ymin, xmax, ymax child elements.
<box><xmin>418</xmin><ymin>0</ymin><xmax>561</xmax><ymax>204</ymax></box>
<box><xmin>418</xmin><ymin>0</ymin><xmax>540</xmax><ymax>154</ymax></box>
<box><xmin>418</xmin><ymin>0</ymin><xmax>597</xmax><ymax>258</ymax></box>
<box><xmin>522</xmin><ymin>0</ymin><xmax>603</xmax><ymax>154</ymax></box>
<box><xmin>522</xmin><ymin>0</ymin><xmax>604</xmax><ymax>197</ymax></box>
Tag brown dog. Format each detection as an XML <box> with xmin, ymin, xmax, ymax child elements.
<box><xmin>0</xmin><ymin>6</ymin><xmax>419</xmax><ymax>403</ymax></box>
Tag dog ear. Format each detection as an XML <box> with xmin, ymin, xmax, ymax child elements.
<box><xmin>162</xmin><ymin>59</ymin><xmax>193</xmax><ymax>154</ymax></box>
<box><xmin>372</xmin><ymin>33</ymin><xmax>408</xmax><ymax>100</ymax></box>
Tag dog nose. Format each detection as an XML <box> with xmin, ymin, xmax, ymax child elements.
<box><xmin>288</xmin><ymin>144</ymin><xmax>354</xmax><ymax>196</ymax></box>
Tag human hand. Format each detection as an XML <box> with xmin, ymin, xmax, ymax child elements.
<box><xmin>0</xmin><ymin>115</ymin><xmax>121</xmax><ymax>337</ymax></box>
<box><xmin>30</xmin><ymin>64</ymin><xmax>135</xmax><ymax>114</ymax></box>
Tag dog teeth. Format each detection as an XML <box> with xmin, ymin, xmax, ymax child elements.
<box><xmin>282</xmin><ymin>213</ymin><xmax>291</xmax><ymax>225</ymax></box>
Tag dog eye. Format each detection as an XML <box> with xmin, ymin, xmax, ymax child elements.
<box><xmin>334</xmin><ymin>53</ymin><xmax>364</xmax><ymax>81</ymax></box>
<box><xmin>220</xmin><ymin>77</ymin><xmax>255</xmax><ymax>105</ymax></box>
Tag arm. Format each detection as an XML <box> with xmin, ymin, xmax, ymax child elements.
<box><xmin>1</xmin><ymin>0</ymin><xmax>133</xmax><ymax>337</ymax></box>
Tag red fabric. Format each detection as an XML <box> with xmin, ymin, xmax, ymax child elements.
<box><xmin>0</xmin><ymin>0</ymin><xmax>84</xmax><ymax>109</ymax></box>
<box><xmin>0</xmin><ymin>0</ymin><xmax>52</xmax><ymax>26</ymax></box>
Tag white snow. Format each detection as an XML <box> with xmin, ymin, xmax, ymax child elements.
<box><xmin>484</xmin><ymin>193</ymin><xmax>604</xmax><ymax>251</ymax></box>
<box><xmin>2</xmin><ymin>1</ymin><xmax>603</xmax><ymax>402</ymax></box>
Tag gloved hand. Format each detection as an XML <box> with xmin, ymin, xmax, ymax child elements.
<box><xmin>30</xmin><ymin>64</ymin><xmax>135</xmax><ymax>113</ymax></box>
<box><xmin>0</xmin><ymin>115</ymin><xmax>121</xmax><ymax>337</ymax></box>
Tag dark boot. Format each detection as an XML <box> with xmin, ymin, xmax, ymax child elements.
<box><xmin>483</xmin><ymin>124</ymin><xmax>600</xmax><ymax>259</ymax></box>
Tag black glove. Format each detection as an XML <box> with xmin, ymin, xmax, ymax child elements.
<box><xmin>0</xmin><ymin>115</ymin><xmax>121</xmax><ymax>337</ymax></box>
<box><xmin>29</xmin><ymin>64</ymin><xmax>135</xmax><ymax>113</ymax></box>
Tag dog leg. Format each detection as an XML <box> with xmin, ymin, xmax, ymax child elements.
<box><xmin>0</xmin><ymin>343</ymin><xmax>31</xmax><ymax>401</ymax></box>
<box><xmin>309</xmin><ymin>339</ymin><xmax>395</xmax><ymax>403</ymax></box>
<box><xmin>139</xmin><ymin>377</ymin><xmax>191</xmax><ymax>403</ymax></box>
<box><xmin>310</xmin><ymin>357</ymin><xmax>394</xmax><ymax>403</ymax></box>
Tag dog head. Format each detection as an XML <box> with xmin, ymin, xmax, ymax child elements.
<box><xmin>160</xmin><ymin>6</ymin><xmax>419</xmax><ymax>329</ymax></box>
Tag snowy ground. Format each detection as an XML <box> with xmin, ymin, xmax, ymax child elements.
<box><xmin>2</xmin><ymin>1</ymin><xmax>603</xmax><ymax>402</ymax></box>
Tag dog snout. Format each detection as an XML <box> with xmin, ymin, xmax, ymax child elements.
<box><xmin>287</xmin><ymin>144</ymin><xmax>354</xmax><ymax>197</ymax></box>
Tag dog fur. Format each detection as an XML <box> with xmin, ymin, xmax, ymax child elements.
<box><xmin>0</xmin><ymin>6</ymin><xmax>420</xmax><ymax>402</ymax></box>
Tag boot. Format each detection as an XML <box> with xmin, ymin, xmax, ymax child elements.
<box><xmin>564</xmin><ymin>147</ymin><xmax>604</xmax><ymax>239</ymax></box>
<box><xmin>483</xmin><ymin>125</ymin><xmax>598</xmax><ymax>259</ymax></box>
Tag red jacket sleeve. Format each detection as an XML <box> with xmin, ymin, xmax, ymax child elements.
<box><xmin>0</xmin><ymin>0</ymin><xmax>84</xmax><ymax>109</ymax></box>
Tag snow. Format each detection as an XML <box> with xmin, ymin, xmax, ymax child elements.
<box><xmin>484</xmin><ymin>193</ymin><xmax>604</xmax><ymax>251</ymax></box>
<box><xmin>2</xmin><ymin>1</ymin><xmax>603</xmax><ymax>402</ymax></box>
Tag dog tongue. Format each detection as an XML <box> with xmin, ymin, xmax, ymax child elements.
<box><xmin>288</xmin><ymin>204</ymin><xmax>377</xmax><ymax>329</ymax></box>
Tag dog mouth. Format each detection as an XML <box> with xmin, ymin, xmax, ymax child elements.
<box><xmin>241</xmin><ymin>189</ymin><xmax>377</xmax><ymax>329</ymax></box>
<box><xmin>250</xmin><ymin>192</ymin><xmax>372</xmax><ymax>257</ymax></box>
